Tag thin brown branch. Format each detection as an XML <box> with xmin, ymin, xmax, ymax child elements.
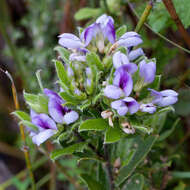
<box><xmin>163</xmin><ymin>0</ymin><xmax>190</xmax><ymax>49</ymax></box>
<box><xmin>1</xmin><ymin>70</ymin><xmax>36</xmax><ymax>190</ymax></box>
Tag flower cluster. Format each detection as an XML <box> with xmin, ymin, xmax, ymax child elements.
<box><xmin>17</xmin><ymin>14</ymin><xmax>178</xmax><ymax>146</ymax></box>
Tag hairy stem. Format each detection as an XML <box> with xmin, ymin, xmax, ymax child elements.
<box><xmin>104</xmin><ymin>144</ymin><xmax>115</xmax><ymax>190</ymax></box>
<box><xmin>163</xmin><ymin>0</ymin><xmax>190</xmax><ymax>49</ymax></box>
<box><xmin>135</xmin><ymin>0</ymin><xmax>153</xmax><ymax>33</ymax></box>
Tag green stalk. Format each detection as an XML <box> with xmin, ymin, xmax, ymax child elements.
<box><xmin>135</xmin><ymin>0</ymin><xmax>153</xmax><ymax>33</ymax></box>
<box><xmin>4</xmin><ymin>71</ymin><xmax>36</xmax><ymax>190</ymax></box>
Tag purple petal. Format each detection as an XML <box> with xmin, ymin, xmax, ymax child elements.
<box><xmin>139</xmin><ymin>60</ymin><xmax>156</xmax><ymax>83</ymax></box>
<box><xmin>30</xmin><ymin>109</ymin><xmax>37</xmax><ymax>119</ymax></box>
<box><xmin>117</xmin><ymin>106</ymin><xmax>128</xmax><ymax>116</ymax></box>
<box><xmin>104</xmin><ymin>19</ymin><xmax>116</xmax><ymax>43</ymax></box>
<box><xmin>111</xmin><ymin>100</ymin><xmax>125</xmax><ymax>109</ymax></box>
<box><xmin>113</xmin><ymin>69</ymin><xmax>133</xmax><ymax>97</ymax></box>
<box><xmin>58</xmin><ymin>33</ymin><xmax>81</xmax><ymax>40</ymax></box>
<box><xmin>117</xmin><ymin>37</ymin><xmax>143</xmax><ymax>48</ymax></box>
<box><xmin>58</xmin><ymin>33</ymin><xmax>84</xmax><ymax>49</ymax></box>
<box><xmin>140</xmin><ymin>103</ymin><xmax>156</xmax><ymax>114</ymax></box>
<box><xmin>160</xmin><ymin>89</ymin><xmax>178</xmax><ymax>97</ymax></box>
<box><xmin>86</xmin><ymin>67</ymin><xmax>92</xmax><ymax>76</ymax></box>
<box><xmin>121</xmin><ymin>63</ymin><xmax>138</xmax><ymax>74</ymax></box>
<box><xmin>104</xmin><ymin>85</ymin><xmax>123</xmax><ymax>99</ymax></box>
<box><xmin>44</xmin><ymin>88</ymin><xmax>63</xmax><ymax>103</ymax></box>
<box><xmin>69</xmin><ymin>53</ymin><xmax>86</xmax><ymax>62</ymax></box>
<box><xmin>113</xmin><ymin>52</ymin><xmax>130</xmax><ymax>69</ymax></box>
<box><xmin>120</xmin><ymin>31</ymin><xmax>141</xmax><ymax>39</ymax></box>
<box><xmin>63</xmin><ymin>111</ymin><xmax>79</xmax><ymax>124</ymax></box>
<box><xmin>48</xmin><ymin>98</ymin><xmax>68</xmax><ymax>123</ymax></box>
<box><xmin>84</xmin><ymin>23</ymin><xmax>99</xmax><ymax>46</ymax></box>
<box><xmin>157</xmin><ymin>96</ymin><xmax>178</xmax><ymax>107</ymax></box>
<box><xmin>96</xmin><ymin>14</ymin><xmax>115</xmax><ymax>43</ymax></box>
<box><xmin>32</xmin><ymin>129</ymin><xmax>56</xmax><ymax>146</ymax></box>
<box><xmin>128</xmin><ymin>48</ymin><xmax>144</xmax><ymax>61</ymax></box>
<box><xmin>67</xmin><ymin>66</ymin><xmax>74</xmax><ymax>77</ymax></box>
<box><xmin>123</xmin><ymin>97</ymin><xmax>139</xmax><ymax>114</ymax></box>
<box><xmin>148</xmin><ymin>88</ymin><xmax>162</xmax><ymax>98</ymax></box>
<box><xmin>113</xmin><ymin>52</ymin><xmax>122</xmax><ymax>68</ymax></box>
<box><xmin>32</xmin><ymin>113</ymin><xmax>57</xmax><ymax>130</ymax></box>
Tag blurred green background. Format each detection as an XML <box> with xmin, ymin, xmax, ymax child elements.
<box><xmin>0</xmin><ymin>0</ymin><xmax>190</xmax><ymax>189</ymax></box>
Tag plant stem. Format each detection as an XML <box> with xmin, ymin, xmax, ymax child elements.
<box><xmin>135</xmin><ymin>0</ymin><xmax>153</xmax><ymax>33</ymax></box>
<box><xmin>163</xmin><ymin>0</ymin><xmax>190</xmax><ymax>49</ymax></box>
<box><xmin>4</xmin><ymin>71</ymin><xmax>36</xmax><ymax>190</ymax></box>
<box><xmin>73</xmin><ymin>131</ymin><xmax>105</xmax><ymax>161</ymax></box>
<box><xmin>104</xmin><ymin>144</ymin><xmax>115</xmax><ymax>190</ymax></box>
<box><xmin>39</xmin><ymin>146</ymin><xmax>84</xmax><ymax>190</ymax></box>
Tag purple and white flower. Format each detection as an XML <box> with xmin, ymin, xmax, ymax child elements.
<box><xmin>82</xmin><ymin>14</ymin><xmax>116</xmax><ymax>46</ymax></box>
<box><xmin>111</xmin><ymin>97</ymin><xmax>139</xmax><ymax>116</ymax></box>
<box><xmin>128</xmin><ymin>48</ymin><xmax>144</xmax><ymax>61</ymax></box>
<box><xmin>117</xmin><ymin>32</ymin><xmax>143</xmax><ymax>48</ymax></box>
<box><xmin>69</xmin><ymin>53</ymin><xmax>86</xmax><ymax>62</ymax></box>
<box><xmin>58</xmin><ymin>33</ymin><xmax>85</xmax><ymax>50</ymax></box>
<box><xmin>149</xmin><ymin>89</ymin><xmax>178</xmax><ymax>107</ymax></box>
<box><xmin>30</xmin><ymin>110</ymin><xmax>57</xmax><ymax>146</ymax></box>
<box><xmin>44</xmin><ymin>89</ymin><xmax>79</xmax><ymax>124</ymax></box>
<box><xmin>113</xmin><ymin>52</ymin><xmax>138</xmax><ymax>73</ymax></box>
<box><xmin>140</xmin><ymin>103</ymin><xmax>156</xmax><ymax>114</ymax></box>
<box><xmin>139</xmin><ymin>60</ymin><xmax>156</xmax><ymax>84</ymax></box>
<box><xmin>104</xmin><ymin>66</ymin><xmax>133</xmax><ymax>99</ymax></box>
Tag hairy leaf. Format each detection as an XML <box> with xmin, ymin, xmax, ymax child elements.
<box><xmin>50</xmin><ymin>142</ymin><xmax>87</xmax><ymax>160</ymax></box>
<box><xmin>79</xmin><ymin>119</ymin><xmax>109</xmax><ymax>132</ymax></box>
<box><xmin>116</xmin><ymin>135</ymin><xmax>158</xmax><ymax>186</ymax></box>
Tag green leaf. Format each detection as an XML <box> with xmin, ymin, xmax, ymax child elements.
<box><xmin>74</xmin><ymin>8</ymin><xmax>102</xmax><ymax>21</ymax></box>
<box><xmin>116</xmin><ymin>25</ymin><xmax>127</xmax><ymax>38</ymax></box>
<box><xmin>59</xmin><ymin>92</ymin><xmax>81</xmax><ymax>105</ymax></box>
<box><xmin>80</xmin><ymin>174</ymin><xmax>103</xmax><ymax>190</ymax></box>
<box><xmin>158</xmin><ymin>118</ymin><xmax>180</xmax><ymax>141</ymax></box>
<box><xmin>38</xmin><ymin>95</ymin><xmax>48</xmax><ymax>113</ymax></box>
<box><xmin>173</xmin><ymin>0</ymin><xmax>190</xmax><ymax>29</ymax></box>
<box><xmin>54</xmin><ymin>46</ymin><xmax>70</xmax><ymax>64</ymax></box>
<box><xmin>172</xmin><ymin>171</ymin><xmax>190</xmax><ymax>179</ymax></box>
<box><xmin>19</xmin><ymin>120</ymin><xmax>38</xmax><ymax>131</ymax></box>
<box><xmin>24</xmin><ymin>92</ymin><xmax>48</xmax><ymax>113</ymax></box>
<box><xmin>149</xmin><ymin>75</ymin><xmax>161</xmax><ymax>90</ymax></box>
<box><xmin>86</xmin><ymin>52</ymin><xmax>104</xmax><ymax>71</ymax></box>
<box><xmin>158</xmin><ymin>106</ymin><xmax>175</xmax><ymax>114</ymax></box>
<box><xmin>79</xmin><ymin>119</ymin><xmax>109</xmax><ymax>132</ymax></box>
<box><xmin>97</xmin><ymin>163</ymin><xmax>109</xmax><ymax>190</ymax></box>
<box><xmin>54</xmin><ymin>60</ymin><xmax>70</xmax><ymax>87</ymax></box>
<box><xmin>104</xmin><ymin>125</ymin><xmax>123</xmax><ymax>143</ymax></box>
<box><xmin>122</xmin><ymin>174</ymin><xmax>144</xmax><ymax>190</ymax></box>
<box><xmin>12</xmin><ymin>111</ymin><xmax>30</xmax><ymax>121</ymax></box>
<box><xmin>50</xmin><ymin>142</ymin><xmax>87</xmax><ymax>160</ymax></box>
<box><xmin>116</xmin><ymin>135</ymin><xmax>158</xmax><ymax>186</ymax></box>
